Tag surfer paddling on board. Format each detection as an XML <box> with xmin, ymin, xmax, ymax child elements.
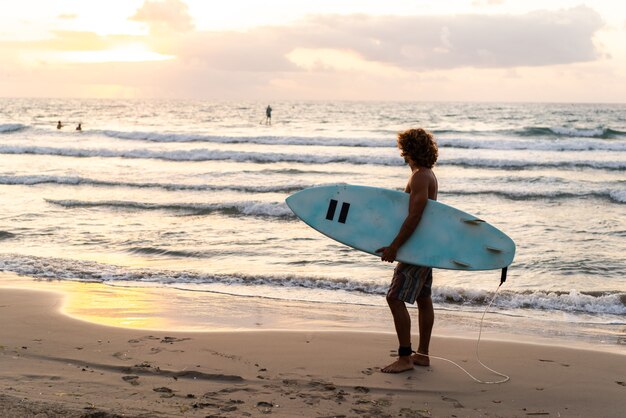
<box><xmin>376</xmin><ymin>128</ymin><xmax>439</xmax><ymax>373</ymax></box>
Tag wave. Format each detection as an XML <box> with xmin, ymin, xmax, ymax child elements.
<box><xmin>43</xmin><ymin>127</ymin><xmax>609</xmax><ymax>152</ymax></box>
<box><xmin>610</xmin><ymin>190</ymin><xmax>626</xmax><ymax>204</ymax></box>
<box><xmin>0</xmin><ymin>144</ymin><xmax>395</xmax><ymax>165</ymax></box>
<box><xmin>102</xmin><ymin>128</ymin><xmax>626</xmax><ymax>151</ymax></box>
<box><xmin>3</xmin><ymin>174</ymin><xmax>623</xmax><ymax>204</ymax></box>
<box><xmin>127</xmin><ymin>246</ymin><xmax>203</xmax><ymax>258</ymax></box>
<box><xmin>437</xmin><ymin>137</ymin><xmax>626</xmax><ymax>152</ymax></box>
<box><xmin>445</xmin><ymin>158</ymin><xmax>625</xmax><ymax>171</ymax></box>
<box><xmin>101</xmin><ymin>130</ymin><xmax>390</xmax><ymax>148</ymax></box>
<box><xmin>1</xmin><ymin>145</ymin><xmax>624</xmax><ymax>170</ymax></box>
<box><xmin>444</xmin><ymin>189</ymin><xmax>626</xmax><ymax>204</ymax></box>
<box><xmin>0</xmin><ymin>174</ymin><xmax>311</xmax><ymax>194</ymax></box>
<box><xmin>0</xmin><ymin>123</ymin><xmax>28</xmax><ymax>134</ymax></box>
<box><xmin>45</xmin><ymin>198</ymin><xmax>293</xmax><ymax>218</ymax></box>
<box><xmin>520</xmin><ymin>126</ymin><xmax>626</xmax><ymax>139</ymax></box>
<box><xmin>0</xmin><ymin>231</ymin><xmax>16</xmax><ymax>240</ymax></box>
<box><xmin>435</xmin><ymin>286</ymin><xmax>626</xmax><ymax>316</ymax></box>
<box><xmin>1</xmin><ymin>254</ymin><xmax>624</xmax><ymax>316</ymax></box>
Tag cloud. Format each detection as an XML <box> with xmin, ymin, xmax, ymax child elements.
<box><xmin>0</xmin><ymin>5</ymin><xmax>616</xmax><ymax>101</ymax></box>
<box><xmin>297</xmin><ymin>6</ymin><xmax>604</xmax><ymax>69</ymax></box>
<box><xmin>57</xmin><ymin>14</ymin><xmax>78</xmax><ymax>20</ymax></box>
<box><xmin>130</xmin><ymin>0</ymin><xmax>194</xmax><ymax>33</ymax></box>
<box><xmin>472</xmin><ymin>0</ymin><xmax>505</xmax><ymax>7</ymax></box>
<box><xmin>159</xmin><ymin>6</ymin><xmax>604</xmax><ymax>74</ymax></box>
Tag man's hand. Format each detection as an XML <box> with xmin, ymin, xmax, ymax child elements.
<box><xmin>376</xmin><ymin>245</ymin><xmax>398</xmax><ymax>263</ymax></box>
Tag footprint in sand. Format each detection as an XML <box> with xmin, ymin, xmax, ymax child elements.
<box><xmin>441</xmin><ymin>395</ymin><xmax>464</xmax><ymax>409</ymax></box>
<box><xmin>122</xmin><ymin>375</ymin><xmax>139</xmax><ymax>386</ymax></box>
<box><xmin>129</xmin><ymin>336</ymin><xmax>161</xmax><ymax>344</ymax></box>
<box><xmin>153</xmin><ymin>386</ymin><xmax>175</xmax><ymax>398</ymax></box>
<box><xmin>361</xmin><ymin>367</ymin><xmax>376</xmax><ymax>376</ymax></box>
<box><xmin>112</xmin><ymin>352</ymin><xmax>130</xmax><ymax>360</ymax></box>
<box><xmin>161</xmin><ymin>336</ymin><xmax>191</xmax><ymax>344</ymax></box>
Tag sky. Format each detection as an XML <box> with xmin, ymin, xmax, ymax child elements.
<box><xmin>1</xmin><ymin>0</ymin><xmax>625</xmax><ymax>102</ymax></box>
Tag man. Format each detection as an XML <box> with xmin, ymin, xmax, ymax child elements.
<box><xmin>265</xmin><ymin>105</ymin><xmax>272</xmax><ymax>125</ymax></box>
<box><xmin>376</xmin><ymin>128</ymin><xmax>439</xmax><ymax>374</ymax></box>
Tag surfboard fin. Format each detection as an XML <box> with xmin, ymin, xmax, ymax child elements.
<box><xmin>462</xmin><ymin>218</ymin><xmax>485</xmax><ymax>225</ymax></box>
<box><xmin>486</xmin><ymin>246</ymin><xmax>503</xmax><ymax>253</ymax></box>
<box><xmin>451</xmin><ymin>259</ymin><xmax>471</xmax><ymax>268</ymax></box>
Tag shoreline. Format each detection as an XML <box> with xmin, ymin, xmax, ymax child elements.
<box><xmin>0</xmin><ymin>285</ymin><xmax>625</xmax><ymax>417</ymax></box>
<box><xmin>1</xmin><ymin>272</ymin><xmax>624</xmax><ymax>355</ymax></box>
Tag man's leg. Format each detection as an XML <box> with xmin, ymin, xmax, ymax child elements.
<box><xmin>381</xmin><ymin>296</ymin><xmax>413</xmax><ymax>373</ymax></box>
<box><xmin>412</xmin><ymin>295</ymin><xmax>434</xmax><ymax>367</ymax></box>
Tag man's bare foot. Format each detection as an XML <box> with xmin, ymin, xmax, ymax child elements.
<box><xmin>381</xmin><ymin>356</ymin><xmax>413</xmax><ymax>373</ymax></box>
<box><xmin>411</xmin><ymin>352</ymin><xmax>430</xmax><ymax>367</ymax></box>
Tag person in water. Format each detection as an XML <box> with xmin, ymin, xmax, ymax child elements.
<box><xmin>376</xmin><ymin>128</ymin><xmax>439</xmax><ymax>373</ymax></box>
<box><xmin>265</xmin><ymin>105</ymin><xmax>272</xmax><ymax>125</ymax></box>
<box><xmin>56</xmin><ymin>121</ymin><xmax>63</xmax><ymax>129</ymax></box>
<box><xmin>76</xmin><ymin>123</ymin><xmax>82</xmax><ymax>131</ymax></box>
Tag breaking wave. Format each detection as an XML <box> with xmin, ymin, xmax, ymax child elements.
<box><xmin>100</xmin><ymin>128</ymin><xmax>626</xmax><ymax>151</ymax></box>
<box><xmin>1</xmin><ymin>174</ymin><xmax>620</xmax><ymax>204</ymax></box>
<box><xmin>1</xmin><ymin>145</ymin><xmax>624</xmax><ymax>170</ymax></box>
<box><xmin>45</xmin><ymin>198</ymin><xmax>293</xmax><ymax>218</ymax></box>
<box><xmin>1</xmin><ymin>254</ymin><xmax>624</xmax><ymax>316</ymax></box>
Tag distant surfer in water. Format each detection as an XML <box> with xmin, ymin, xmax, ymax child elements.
<box><xmin>56</xmin><ymin>121</ymin><xmax>63</xmax><ymax>129</ymax></box>
<box><xmin>376</xmin><ymin>128</ymin><xmax>439</xmax><ymax>373</ymax></box>
<box><xmin>76</xmin><ymin>123</ymin><xmax>82</xmax><ymax>131</ymax></box>
<box><xmin>265</xmin><ymin>105</ymin><xmax>272</xmax><ymax>125</ymax></box>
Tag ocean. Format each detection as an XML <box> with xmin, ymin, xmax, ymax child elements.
<box><xmin>1</xmin><ymin>99</ymin><xmax>624</xmax><ymax>350</ymax></box>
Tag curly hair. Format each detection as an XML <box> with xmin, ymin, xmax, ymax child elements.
<box><xmin>397</xmin><ymin>128</ymin><xmax>438</xmax><ymax>168</ymax></box>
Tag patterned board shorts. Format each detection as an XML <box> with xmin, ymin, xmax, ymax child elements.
<box><xmin>387</xmin><ymin>262</ymin><xmax>433</xmax><ymax>304</ymax></box>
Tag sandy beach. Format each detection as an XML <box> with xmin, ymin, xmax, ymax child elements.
<box><xmin>0</xmin><ymin>283</ymin><xmax>624</xmax><ymax>418</ymax></box>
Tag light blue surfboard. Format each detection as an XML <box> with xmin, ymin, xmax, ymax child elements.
<box><xmin>285</xmin><ymin>184</ymin><xmax>515</xmax><ymax>271</ymax></box>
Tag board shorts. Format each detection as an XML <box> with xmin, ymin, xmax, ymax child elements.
<box><xmin>387</xmin><ymin>262</ymin><xmax>433</xmax><ymax>304</ymax></box>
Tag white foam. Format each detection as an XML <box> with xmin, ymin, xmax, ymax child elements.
<box><xmin>0</xmin><ymin>174</ymin><xmax>311</xmax><ymax>193</ymax></box>
<box><xmin>434</xmin><ymin>287</ymin><xmax>626</xmax><ymax>316</ymax></box>
<box><xmin>609</xmin><ymin>189</ymin><xmax>626</xmax><ymax>203</ymax></box>
<box><xmin>102</xmin><ymin>130</ymin><xmax>388</xmax><ymax>147</ymax></box>
<box><xmin>1</xmin><ymin>254</ymin><xmax>624</xmax><ymax>317</ymax></box>
<box><xmin>45</xmin><ymin>198</ymin><xmax>294</xmax><ymax>218</ymax></box>
<box><xmin>1</xmin><ymin>145</ymin><xmax>624</xmax><ymax>170</ymax></box>
<box><xmin>445</xmin><ymin>157</ymin><xmax>625</xmax><ymax>170</ymax></box>
<box><xmin>549</xmin><ymin>127</ymin><xmax>606</xmax><ymax>138</ymax></box>
<box><xmin>101</xmin><ymin>129</ymin><xmax>626</xmax><ymax>151</ymax></box>
<box><xmin>438</xmin><ymin>137</ymin><xmax>626</xmax><ymax>152</ymax></box>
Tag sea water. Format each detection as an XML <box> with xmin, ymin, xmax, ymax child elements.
<box><xmin>0</xmin><ymin>99</ymin><xmax>624</xmax><ymax>348</ymax></box>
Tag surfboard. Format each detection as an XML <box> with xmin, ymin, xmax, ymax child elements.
<box><xmin>285</xmin><ymin>184</ymin><xmax>515</xmax><ymax>271</ymax></box>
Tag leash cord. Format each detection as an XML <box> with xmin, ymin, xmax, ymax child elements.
<box><xmin>414</xmin><ymin>283</ymin><xmax>510</xmax><ymax>384</ymax></box>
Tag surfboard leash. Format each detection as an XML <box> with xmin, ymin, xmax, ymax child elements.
<box><xmin>413</xmin><ymin>281</ymin><xmax>511</xmax><ymax>384</ymax></box>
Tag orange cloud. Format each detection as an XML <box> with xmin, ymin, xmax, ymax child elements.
<box><xmin>130</xmin><ymin>0</ymin><xmax>194</xmax><ymax>34</ymax></box>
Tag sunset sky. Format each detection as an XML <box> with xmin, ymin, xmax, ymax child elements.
<box><xmin>1</xmin><ymin>0</ymin><xmax>625</xmax><ymax>102</ymax></box>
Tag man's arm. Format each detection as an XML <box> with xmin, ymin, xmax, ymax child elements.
<box><xmin>376</xmin><ymin>170</ymin><xmax>429</xmax><ymax>263</ymax></box>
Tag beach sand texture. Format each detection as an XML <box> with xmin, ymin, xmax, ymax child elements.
<box><xmin>1</xmin><ymin>287</ymin><xmax>624</xmax><ymax>417</ymax></box>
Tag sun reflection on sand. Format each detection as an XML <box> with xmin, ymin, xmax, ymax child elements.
<box><xmin>60</xmin><ymin>282</ymin><xmax>171</xmax><ymax>329</ymax></box>
<box><xmin>0</xmin><ymin>274</ymin><xmax>180</xmax><ymax>330</ymax></box>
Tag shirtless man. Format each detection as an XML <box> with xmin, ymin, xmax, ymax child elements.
<box><xmin>265</xmin><ymin>105</ymin><xmax>272</xmax><ymax>125</ymax></box>
<box><xmin>376</xmin><ymin>128</ymin><xmax>439</xmax><ymax>373</ymax></box>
